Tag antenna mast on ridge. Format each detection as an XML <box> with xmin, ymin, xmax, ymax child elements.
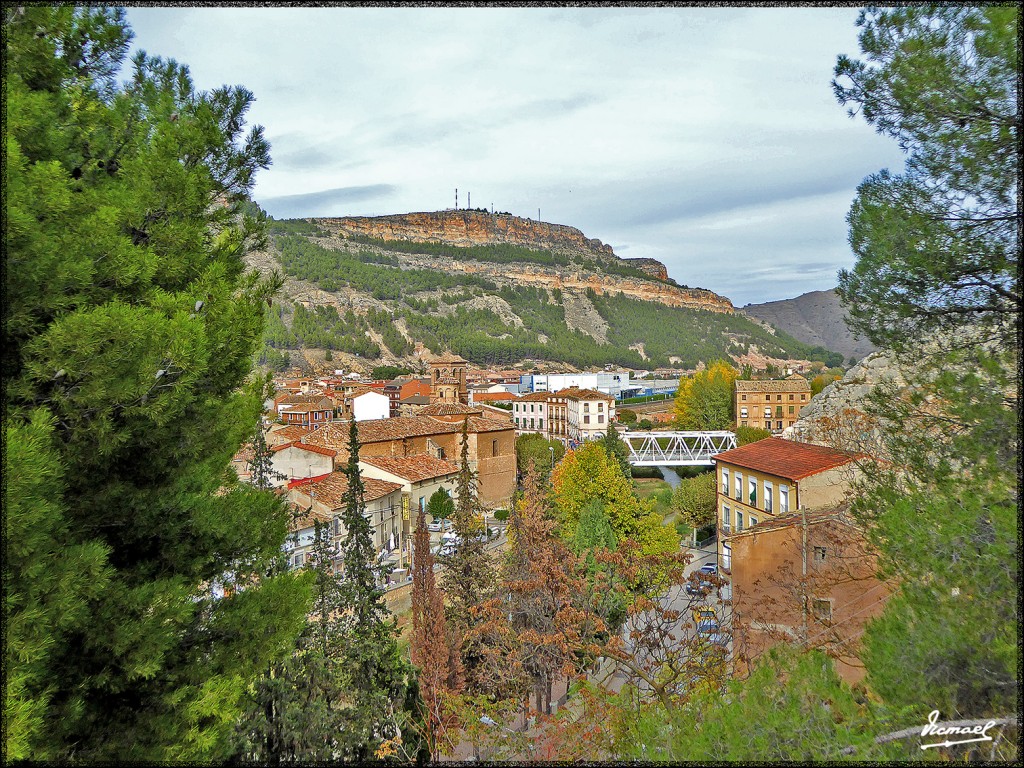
<box><xmin>455</xmin><ymin>188</ymin><xmax>458</xmax><ymax>210</ymax></box>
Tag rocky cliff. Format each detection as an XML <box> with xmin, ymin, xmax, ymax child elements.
<box><xmin>319</xmin><ymin>210</ymin><xmax>615</xmax><ymax>257</ymax></box>
<box><xmin>315</xmin><ymin>210</ymin><xmax>732</xmax><ymax>314</ymax></box>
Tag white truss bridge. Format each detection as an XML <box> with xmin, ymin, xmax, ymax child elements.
<box><xmin>621</xmin><ymin>431</ymin><xmax>737</xmax><ymax>466</ymax></box>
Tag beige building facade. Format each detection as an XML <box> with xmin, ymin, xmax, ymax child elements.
<box><xmin>734</xmin><ymin>374</ymin><xmax>812</xmax><ymax>433</ymax></box>
<box><xmin>713</xmin><ymin>438</ymin><xmax>859</xmax><ymax>571</ymax></box>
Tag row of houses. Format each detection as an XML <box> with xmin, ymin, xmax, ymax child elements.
<box><xmin>511</xmin><ymin>387</ymin><xmax>616</xmax><ymax>444</ymax></box>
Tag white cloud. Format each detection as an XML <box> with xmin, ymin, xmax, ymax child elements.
<box><xmin>122</xmin><ymin>5</ymin><xmax>906</xmax><ymax>304</ymax></box>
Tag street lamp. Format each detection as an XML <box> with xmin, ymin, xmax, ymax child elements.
<box><xmin>549</xmin><ymin>445</ymin><xmax>554</xmax><ymax>470</ymax></box>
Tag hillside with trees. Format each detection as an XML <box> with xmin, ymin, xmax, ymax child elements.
<box><xmin>252</xmin><ymin>219</ymin><xmax>845</xmax><ymax>372</ymax></box>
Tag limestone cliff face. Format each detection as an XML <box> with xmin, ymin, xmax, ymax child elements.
<box><xmin>320</xmin><ymin>210</ymin><xmax>615</xmax><ymax>257</ymax></box>
<box><xmin>316</xmin><ymin>210</ymin><xmax>733</xmax><ymax>314</ymax></box>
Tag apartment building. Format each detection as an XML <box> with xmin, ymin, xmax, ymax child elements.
<box><xmin>713</xmin><ymin>438</ymin><xmax>860</xmax><ymax>572</ymax></box>
<box><xmin>511</xmin><ymin>391</ymin><xmax>550</xmax><ymax>435</ymax></box>
<box><xmin>563</xmin><ymin>387</ymin><xmax>616</xmax><ymax>443</ymax></box>
<box><xmin>734</xmin><ymin>374</ymin><xmax>812</xmax><ymax>433</ymax></box>
<box><xmin>511</xmin><ymin>387</ymin><xmax>615</xmax><ymax>444</ymax></box>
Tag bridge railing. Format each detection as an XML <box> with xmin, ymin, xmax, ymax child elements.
<box><xmin>620</xmin><ymin>430</ymin><xmax>737</xmax><ymax>466</ymax></box>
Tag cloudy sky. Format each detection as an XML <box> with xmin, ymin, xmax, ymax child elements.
<box><xmin>123</xmin><ymin>5</ymin><xmax>906</xmax><ymax>307</ymax></box>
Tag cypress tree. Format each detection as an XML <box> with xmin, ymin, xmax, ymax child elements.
<box><xmin>334</xmin><ymin>419</ymin><xmax>411</xmax><ymax>759</ymax></box>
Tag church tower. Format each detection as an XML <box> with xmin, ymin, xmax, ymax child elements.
<box><xmin>429</xmin><ymin>352</ymin><xmax>469</xmax><ymax>405</ymax></box>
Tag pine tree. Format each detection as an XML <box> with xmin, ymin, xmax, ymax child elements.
<box><xmin>4</xmin><ymin>8</ymin><xmax>309</xmax><ymax>760</ymax></box>
<box><xmin>441</xmin><ymin>419</ymin><xmax>496</xmax><ymax>693</ymax></box>
<box><xmin>334</xmin><ymin>419</ymin><xmax>410</xmax><ymax>759</ymax></box>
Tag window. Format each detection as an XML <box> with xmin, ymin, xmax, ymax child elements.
<box><xmin>740</xmin><ymin>407</ymin><xmax>748</xmax><ymax>417</ymax></box>
<box><xmin>584</xmin><ymin>415</ymin><xmax>590</xmax><ymax>424</ymax></box>
<box><xmin>721</xmin><ymin>467</ymin><xmax>730</xmax><ymax>494</ymax></box>
<box><xmin>789</xmin><ymin>394</ymin><xmax>794</xmax><ymax>401</ymax></box>
<box><xmin>492</xmin><ymin>439</ymin><xmax>498</xmax><ymax>457</ymax></box>
<box><xmin>748</xmin><ymin>476</ymin><xmax>756</xmax><ymax>506</ymax></box>
<box><xmin>736</xmin><ymin>511</ymin><xmax>744</xmax><ymax>532</ymax></box>
<box><xmin>777</xmin><ymin>421</ymin><xmax>783</xmax><ymax>430</ymax></box>
<box><xmin>741</xmin><ymin>420</ymin><xmax>747</xmax><ymax>426</ymax></box>
<box><xmin>813</xmin><ymin>546</ymin><xmax>827</xmax><ymax>562</ymax></box>
<box><xmin>779</xmin><ymin>485</ymin><xmax>789</xmax><ymax>513</ymax></box>
<box><xmin>741</xmin><ymin>394</ymin><xmax>747</xmax><ymax>401</ymax></box>
<box><xmin>598</xmin><ymin>415</ymin><xmax>604</xmax><ymax>424</ymax></box>
<box><xmin>789</xmin><ymin>405</ymin><xmax>795</xmax><ymax>414</ymax></box>
<box><xmin>764</xmin><ymin>481</ymin><xmax>773</xmax><ymax>513</ymax></box>
<box><xmin>764</xmin><ymin>407</ymin><xmax>772</xmax><ymax>418</ymax></box>
<box><xmin>734</xmin><ymin>473</ymin><xmax>743</xmax><ymax>501</ymax></box>
<box><xmin>419</xmin><ymin>496</ymin><xmax>425</xmax><ymax>513</ymax></box>
<box><xmin>722</xmin><ymin>505</ymin><xmax>731</xmax><ymax>532</ymax></box>
<box><xmin>812</xmin><ymin>598</ymin><xmax>833</xmax><ymax>621</ymax></box>
<box><xmin>539</xmin><ymin>418</ymin><xmax>543</xmax><ymax>429</ymax></box>
<box><xmin>775</xmin><ymin>405</ymin><xmax>783</xmax><ymax>417</ymax></box>
<box><xmin>777</xmin><ymin>394</ymin><xmax>783</xmax><ymax>401</ymax></box>
<box><xmin>801</xmin><ymin>394</ymin><xmax>806</xmax><ymax>401</ymax></box>
<box><xmin>598</xmin><ymin>402</ymin><xmax>604</xmax><ymax>411</ymax></box>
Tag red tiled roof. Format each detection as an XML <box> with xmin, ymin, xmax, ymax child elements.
<box><xmin>518</xmin><ymin>391</ymin><xmax>552</xmax><ymax>402</ymax></box>
<box><xmin>271</xmin><ymin>425</ymin><xmax>313</xmax><ymax>441</ymax></box>
<box><xmin>419</xmin><ymin>402</ymin><xmax>481</xmax><ymax>416</ymax></box>
<box><xmin>472</xmin><ymin>392</ymin><xmax>517</xmax><ymax>402</ymax></box>
<box><xmin>287</xmin><ymin>472</ymin><xmax>333</xmax><ymax>489</ymax></box>
<box><xmin>289</xmin><ymin>471</ymin><xmax>402</xmax><ymax>507</ymax></box>
<box><xmin>361</xmin><ymin>454</ymin><xmax>460</xmax><ymax>482</ymax></box>
<box><xmin>466</xmin><ymin>415</ymin><xmax>515</xmax><ymax>433</ymax></box>
<box><xmin>714</xmin><ymin>438</ymin><xmax>858</xmax><ymax>482</ymax></box>
<box><xmin>271</xmin><ymin>441</ymin><xmax>338</xmax><ymax>457</ymax></box>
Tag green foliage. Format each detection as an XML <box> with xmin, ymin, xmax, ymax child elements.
<box><xmin>670</xmin><ymin>471</ymin><xmax>717</xmax><ymax>531</ymax></box>
<box><xmin>600</xmin><ymin>426</ymin><xmax>632</xmax><ymax>479</ymax></box>
<box><xmin>735</xmin><ymin>425</ymin><xmax>772</xmax><ymax>446</ymax></box>
<box><xmin>267</xmin><ymin>217</ymin><xmax>328</xmax><ymax>237</ymax></box>
<box><xmin>833</xmin><ymin>6</ymin><xmax>1020</xmax><ymax>352</ymax></box>
<box><xmin>673</xmin><ymin>360</ymin><xmax>738</xmax><ymax>430</ymax></box>
<box><xmin>611</xmin><ymin>647</ymin><xmax>897</xmax><ymax>761</ymax></box>
<box><xmin>617</xmin><ymin>409</ymin><xmax>638</xmax><ymax>424</ymax></box>
<box><xmin>590</xmin><ymin>293</ymin><xmax>823</xmax><ymax>369</ymax></box>
<box><xmin>273</xmin><ymin>234</ymin><xmax>496</xmax><ymax>299</ymax></box>
<box><xmin>515</xmin><ymin>433</ymin><xmax>565</xmax><ymax>481</ymax></box>
<box><xmin>370</xmin><ymin>364</ymin><xmax>413</xmax><ymax>381</ymax></box>
<box><xmin>366</xmin><ymin>309</ymin><xmax>414</xmax><ymax>358</ymax></box>
<box><xmin>426</xmin><ymin>488</ymin><xmax>455</xmax><ymax>521</ymax></box>
<box><xmin>4</xmin><ymin>7</ymin><xmax>310</xmax><ymax>759</ymax></box>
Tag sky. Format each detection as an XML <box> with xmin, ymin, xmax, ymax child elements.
<box><xmin>123</xmin><ymin>5</ymin><xmax>907</xmax><ymax>307</ymax></box>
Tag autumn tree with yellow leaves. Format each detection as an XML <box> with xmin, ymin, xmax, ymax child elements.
<box><xmin>673</xmin><ymin>360</ymin><xmax>739</xmax><ymax>431</ymax></box>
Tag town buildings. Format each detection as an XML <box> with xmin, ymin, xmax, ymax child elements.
<box><xmin>734</xmin><ymin>374</ymin><xmax>812</xmax><ymax>433</ymax></box>
<box><xmin>713</xmin><ymin>437</ymin><xmax>860</xmax><ymax>571</ymax></box>
<box><xmin>511</xmin><ymin>387</ymin><xmax>615</xmax><ymax>444</ymax></box>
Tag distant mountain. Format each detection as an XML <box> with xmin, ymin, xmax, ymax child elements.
<box><xmin>247</xmin><ymin>210</ymin><xmax>846</xmax><ymax>374</ymax></box>
<box><xmin>738</xmin><ymin>290</ymin><xmax>876</xmax><ymax>363</ymax></box>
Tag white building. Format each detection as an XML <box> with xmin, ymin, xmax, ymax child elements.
<box><xmin>269</xmin><ymin>441</ymin><xmax>337</xmax><ymax>486</ymax></box>
<box><xmin>564</xmin><ymin>388</ymin><xmax>616</xmax><ymax>443</ymax></box>
<box><xmin>348</xmin><ymin>389</ymin><xmax>390</xmax><ymax>422</ymax></box>
<box><xmin>511</xmin><ymin>391</ymin><xmax>551</xmax><ymax>435</ymax></box>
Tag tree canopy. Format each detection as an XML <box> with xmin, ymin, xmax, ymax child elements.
<box><xmin>673</xmin><ymin>360</ymin><xmax>738</xmax><ymax>430</ymax></box>
<box><xmin>833</xmin><ymin>5</ymin><xmax>1020</xmax><ymax>351</ymax></box>
<box><xmin>4</xmin><ymin>6</ymin><xmax>310</xmax><ymax>760</ymax></box>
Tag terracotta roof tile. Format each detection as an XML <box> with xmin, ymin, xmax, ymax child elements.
<box><xmin>714</xmin><ymin>438</ymin><xmax>857</xmax><ymax>482</ymax></box>
<box><xmin>518</xmin><ymin>391</ymin><xmax>552</xmax><ymax>402</ymax></box>
<box><xmin>472</xmin><ymin>392</ymin><xmax>517</xmax><ymax>402</ymax></box>
<box><xmin>466</xmin><ymin>415</ymin><xmax>515</xmax><ymax>433</ymax></box>
<box><xmin>361</xmin><ymin>454</ymin><xmax>460</xmax><ymax>482</ymax></box>
<box><xmin>270</xmin><ymin>425</ymin><xmax>313</xmax><ymax>441</ymax></box>
<box><xmin>419</xmin><ymin>402</ymin><xmax>481</xmax><ymax>416</ymax></box>
<box><xmin>290</xmin><ymin>471</ymin><xmax>402</xmax><ymax>508</ymax></box>
<box><xmin>271</xmin><ymin>441</ymin><xmax>338</xmax><ymax>457</ymax></box>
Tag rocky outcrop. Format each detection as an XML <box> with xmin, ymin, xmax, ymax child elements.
<box><xmin>623</xmin><ymin>258</ymin><xmax>669</xmax><ymax>281</ymax></box>
<box><xmin>319</xmin><ymin>210</ymin><xmax>616</xmax><ymax>258</ymax></box>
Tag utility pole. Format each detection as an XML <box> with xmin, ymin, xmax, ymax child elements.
<box><xmin>801</xmin><ymin>503</ymin><xmax>808</xmax><ymax>644</ymax></box>
<box><xmin>468</xmin><ymin>191</ymin><xmax>471</xmax><ymax>209</ymax></box>
<box><xmin>455</xmin><ymin>188</ymin><xmax>458</xmax><ymax>210</ymax></box>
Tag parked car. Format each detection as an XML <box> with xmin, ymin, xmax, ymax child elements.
<box><xmin>427</xmin><ymin>518</ymin><xmax>451</xmax><ymax>533</ymax></box>
<box><xmin>692</xmin><ymin>606</ymin><xmax>717</xmax><ymax>625</ymax></box>
<box><xmin>685</xmin><ymin>578</ymin><xmax>713</xmax><ymax>596</ymax></box>
<box><xmin>696</xmin><ymin>618</ymin><xmax>721</xmax><ymax>636</ymax></box>
<box><xmin>699</xmin><ymin>563</ymin><xmax>718</xmax><ymax>576</ymax></box>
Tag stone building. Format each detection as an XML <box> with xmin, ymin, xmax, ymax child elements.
<box><xmin>429</xmin><ymin>352</ymin><xmax>469</xmax><ymax>405</ymax></box>
<box><xmin>734</xmin><ymin>374</ymin><xmax>812</xmax><ymax>433</ymax></box>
